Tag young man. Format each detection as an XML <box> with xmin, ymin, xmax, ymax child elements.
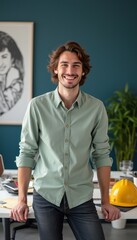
<box><xmin>11</xmin><ymin>41</ymin><xmax>120</xmax><ymax>240</ymax></box>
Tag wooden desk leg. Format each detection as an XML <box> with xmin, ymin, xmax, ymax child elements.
<box><xmin>2</xmin><ymin>218</ymin><xmax>11</xmax><ymax>240</ymax></box>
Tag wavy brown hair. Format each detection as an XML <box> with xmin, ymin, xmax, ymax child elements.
<box><xmin>47</xmin><ymin>41</ymin><xmax>91</xmax><ymax>86</ymax></box>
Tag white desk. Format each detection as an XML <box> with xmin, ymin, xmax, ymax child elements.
<box><xmin>0</xmin><ymin>170</ymin><xmax>137</xmax><ymax>240</ymax></box>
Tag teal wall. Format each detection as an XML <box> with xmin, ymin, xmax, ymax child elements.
<box><xmin>0</xmin><ymin>0</ymin><xmax>137</xmax><ymax>170</ymax></box>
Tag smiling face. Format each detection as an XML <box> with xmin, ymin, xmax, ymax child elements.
<box><xmin>54</xmin><ymin>51</ymin><xmax>84</xmax><ymax>90</ymax></box>
<box><xmin>0</xmin><ymin>48</ymin><xmax>13</xmax><ymax>76</ymax></box>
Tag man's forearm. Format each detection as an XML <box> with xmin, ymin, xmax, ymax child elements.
<box><xmin>97</xmin><ymin>166</ymin><xmax>111</xmax><ymax>204</ymax></box>
<box><xmin>17</xmin><ymin>167</ymin><xmax>32</xmax><ymax>203</ymax></box>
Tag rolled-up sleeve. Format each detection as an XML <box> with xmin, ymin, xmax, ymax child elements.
<box><xmin>91</xmin><ymin>102</ymin><xmax>113</xmax><ymax>168</ymax></box>
<box><xmin>16</xmin><ymin>99</ymin><xmax>39</xmax><ymax>169</ymax></box>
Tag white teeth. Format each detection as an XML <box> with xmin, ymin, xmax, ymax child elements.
<box><xmin>64</xmin><ymin>76</ymin><xmax>75</xmax><ymax>80</ymax></box>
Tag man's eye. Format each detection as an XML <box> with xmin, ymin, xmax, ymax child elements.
<box><xmin>73</xmin><ymin>64</ymin><xmax>80</xmax><ymax>68</ymax></box>
<box><xmin>61</xmin><ymin>64</ymin><xmax>68</xmax><ymax>67</ymax></box>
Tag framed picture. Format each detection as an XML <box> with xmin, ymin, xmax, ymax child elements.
<box><xmin>0</xmin><ymin>154</ymin><xmax>4</xmax><ymax>176</ymax></box>
<box><xmin>0</xmin><ymin>22</ymin><xmax>34</xmax><ymax>125</ymax></box>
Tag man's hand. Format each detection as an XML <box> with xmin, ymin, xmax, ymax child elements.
<box><xmin>101</xmin><ymin>203</ymin><xmax>121</xmax><ymax>222</ymax></box>
<box><xmin>10</xmin><ymin>201</ymin><xmax>29</xmax><ymax>222</ymax></box>
<box><xmin>10</xmin><ymin>167</ymin><xmax>32</xmax><ymax>222</ymax></box>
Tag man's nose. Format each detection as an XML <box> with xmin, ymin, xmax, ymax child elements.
<box><xmin>66</xmin><ymin>65</ymin><xmax>74</xmax><ymax>74</ymax></box>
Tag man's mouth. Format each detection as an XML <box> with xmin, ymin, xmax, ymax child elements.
<box><xmin>63</xmin><ymin>74</ymin><xmax>77</xmax><ymax>80</ymax></box>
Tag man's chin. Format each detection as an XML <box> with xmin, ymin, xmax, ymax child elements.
<box><xmin>64</xmin><ymin>84</ymin><xmax>79</xmax><ymax>89</ymax></box>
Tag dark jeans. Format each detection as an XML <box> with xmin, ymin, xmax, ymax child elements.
<box><xmin>33</xmin><ymin>190</ymin><xmax>105</xmax><ymax>240</ymax></box>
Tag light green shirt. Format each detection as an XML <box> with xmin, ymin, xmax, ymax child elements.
<box><xmin>16</xmin><ymin>88</ymin><xmax>112</xmax><ymax>208</ymax></box>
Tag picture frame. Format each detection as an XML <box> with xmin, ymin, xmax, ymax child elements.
<box><xmin>0</xmin><ymin>154</ymin><xmax>4</xmax><ymax>176</ymax></box>
<box><xmin>0</xmin><ymin>22</ymin><xmax>34</xmax><ymax>125</ymax></box>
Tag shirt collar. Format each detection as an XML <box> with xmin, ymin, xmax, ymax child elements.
<box><xmin>76</xmin><ymin>91</ymin><xmax>82</xmax><ymax>108</ymax></box>
<box><xmin>54</xmin><ymin>88</ymin><xmax>62</xmax><ymax>108</ymax></box>
<box><xmin>54</xmin><ymin>87</ymin><xmax>82</xmax><ymax>109</ymax></box>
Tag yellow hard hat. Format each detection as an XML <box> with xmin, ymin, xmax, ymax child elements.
<box><xmin>110</xmin><ymin>178</ymin><xmax>137</xmax><ymax>207</ymax></box>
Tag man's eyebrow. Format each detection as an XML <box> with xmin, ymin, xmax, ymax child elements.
<box><xmin>73</xmin><ymin>61</ymin><xmax>82</xmax><ymax>65</ymax></box>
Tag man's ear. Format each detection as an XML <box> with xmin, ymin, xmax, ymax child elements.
<box><xmin>54</xmin><ymin>69</ymin><xmax>58</xmax><ymax>74</ymax></box>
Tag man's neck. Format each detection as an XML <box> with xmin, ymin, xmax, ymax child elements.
<box><xmin>58</xmin><ymin>86</ymin><xmax>79</xmax><ymax>109</ymax></box>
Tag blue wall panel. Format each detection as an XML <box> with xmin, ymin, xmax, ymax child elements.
<box><xmin>0</xmin><ymin>0</ymin><xmax>137</xmax><ymax>170</ymax></box>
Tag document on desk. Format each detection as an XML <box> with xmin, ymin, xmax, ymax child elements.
<box><xmin>0</xmin><ymin>198</ymin><xmax>32</xmax><ymax>209</ymax></box>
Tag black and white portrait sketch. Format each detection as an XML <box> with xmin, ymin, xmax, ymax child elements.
<box><xmin>0</xmin><ymin>31</ymin><xmax>24</xmax><ymax>115</ymax></box>
<box><xmin>0</xmin><ymin>22</ymin><xmax>33</xmax><ymax>125</ymax></box>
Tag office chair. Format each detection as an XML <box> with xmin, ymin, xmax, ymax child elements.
<box><xmin>11</xmin><ymin>219</ymin><xmax>37</xmax><ymax>240</ymax></box>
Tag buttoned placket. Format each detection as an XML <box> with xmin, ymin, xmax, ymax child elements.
<box><xmin>63</xmin><ymin>108</ymin><xmax>72</xmax><ymax>191</ymax></box>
